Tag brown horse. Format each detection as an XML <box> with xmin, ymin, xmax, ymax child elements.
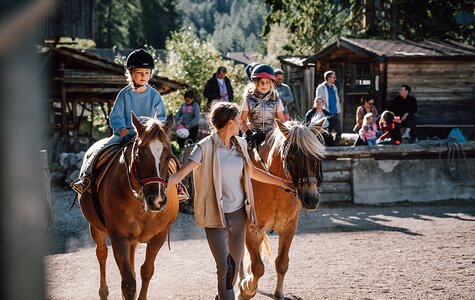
<box><xmin>239</xmin><ymin>119</ymin><xmax>326</xmax><ymax>300</ymax></box>
<box><xmin>78</xmin><ymin>113</ymin><xmax>179</xmax><ymax>300</ymax></box>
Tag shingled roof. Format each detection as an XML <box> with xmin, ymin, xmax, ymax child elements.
<box><xmin>305</xmin><ymin>38</ymin><xmax>475</xmax><ymax>63</ymax></box>
<box><xmin>43</xmin><ymin>47</ymin><xmax>186</xmax><ymax>101</ymax></box>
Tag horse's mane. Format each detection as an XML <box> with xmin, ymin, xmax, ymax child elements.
<box><xmin>138</xmin><ymin>117</ymin><xmax>171</xmax><ymax>145</ymax></box>
<box><xmin>268</xmin><ymin>121</ymin><xmax>325</xmax><ymax>185</ymax></box>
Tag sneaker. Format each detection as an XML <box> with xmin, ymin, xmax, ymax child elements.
<box><xmin>402</xmin><ymin>132</ymin><xmax>410</xmax><ymax>140</ymax></box>
<box><xmin>70</xmin><ymin>176</ymin><xmax>91</xmax><ymax>195</ymax></box>
<box><xmin>177</xmin><ymin>182</ymin><xmax>190</xmax><ymax>202</ymax></box>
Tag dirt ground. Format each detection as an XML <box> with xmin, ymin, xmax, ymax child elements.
<box><xmin>45</xmin><ymin>187</ymin><xmax>475</xmax><ymax>300</ymax></box>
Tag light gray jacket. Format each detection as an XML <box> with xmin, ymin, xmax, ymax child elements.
<box><xmin>315</xmin><ymin>81</ymin><xmax>341</xmax><ymax>114</ymax></box>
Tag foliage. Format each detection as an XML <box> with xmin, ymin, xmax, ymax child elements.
<box><xmin>171</xmin><ymin>141</ymin><xmax>181</xmax><ymax>155</ymax></box>
<box><xmin>176</xmin><ymin>0</ymin><xmax>268</xmax><ymax>53</ymax></box>
<box><xmin>260</xmin><ymin>23</ymin><xmax>291</xmax><ymax>66</ymax></box>
<box><xmin>57</xmin><ymin>37</ymin><xmax>96</xmax><ymax>49</ymax></box>
<box><xmin>157</xmin><ymin>31</ymin><xmax>247</xmax><ymax>113</ymax></box>
<box><xmin>264</xmin><ymin>0</ymin><xmax>475</xmax><ymax>54</ymax></box>
<box><xmin>95</xmin><ymin>0</ymin><xmax>179</xmax><ymax>49</ymax></box>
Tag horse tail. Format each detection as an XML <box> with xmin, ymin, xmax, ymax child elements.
<box><xmin>259</xmin><ymin>232</ymin><xmax>273</xmax><ymax>261</ymax></box>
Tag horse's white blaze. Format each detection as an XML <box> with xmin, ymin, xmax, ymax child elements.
<box><xmin>149</xmin><ymin>139</ymin><xmax>164</xmax><ymax>199</ymax></box>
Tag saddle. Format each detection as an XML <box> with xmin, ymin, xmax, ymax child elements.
<box><xmin>84</xmin><ymin>139</ymin><xmax>133</xmax><ymax>194</ymax></box>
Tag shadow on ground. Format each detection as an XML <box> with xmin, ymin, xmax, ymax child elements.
<box><xmin>49</xmin><ymin>186</ymin><xmax>475</xmax><ymax>254</ymax></box>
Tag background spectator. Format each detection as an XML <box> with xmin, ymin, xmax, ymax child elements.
<box><xmin>353</xmin><ymin>94</ymin><xmax>379</xmax><ymax>133</ymax></box>
<box><xmin>388</xmin><ymin>84</ymin><xmax>417</xmax><ymax>143</ymax></box>
<box><xmin>315</xmin><ymin>70</ymin><xmax>342</xmax><ymax>145</ymax></box>
<box><xmin>377</xmin><ymin>110</ymin><xmax>402</xmax><ymax>145</ymax></box>
<box><xmin>274</xmin><ymin>68</ymin><xmax>294</xmax><ymax>121</ymax></box>
<box><xmin>358</xmin><ymin>113</ymin><xmax>378</xmax><ymax>146</ymax></box>
<box><xmin>175</xmin><ymin>90</ymin><xmax>201</xmax><ymax>149</ymax></box>
<box><xmin>305</xmin><ymin>96</ymin><xmax>334</xmax><ymax>146</ymax></box>
<box><xmin>203</xmin><ymin>66</ymin><xmax>234</xmax><ymax>109</ymax></box>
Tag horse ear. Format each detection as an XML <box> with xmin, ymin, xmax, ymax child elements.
<box><xmin>131</xmin><ymin>112</ymin><xmax>145</xmax><ymax>136</ymax></box>
<box><xmin>164</xmin><ymin>114</ymin><xmax>174</xmax><ymax>136</ymax></box>
<box><xmin>309</xmin><ymin>117</ymin><xmax>327</xmax><ymax>135</ymax></box>
<box><xmin>275</xmin><ymin>119</ymin><xmax>289</xmax><ymax>138</ymax></box>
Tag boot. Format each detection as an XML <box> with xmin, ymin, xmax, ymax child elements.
<box><xmin>177</xmin><ymin>182</ymin><xmax>191</xmax><ymax>202</ymax></box>
<box><xmin>70</xmin><ymin>175</ymin><xmax>92</xmax><ymax>195</ymax></box>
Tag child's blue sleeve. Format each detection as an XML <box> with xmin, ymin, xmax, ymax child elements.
<box><xmin>154</xmin><ymin>93</ymin><xmax>166</xmax><ymax>123</ymax></box>
<box><xmin>109</xmin><ymin>93</ymin><xmax>126</xmax><ymax>134</ymax></box>
<box><xmin>174</xmin><ymin>104</ymin><xmax>183</xmax><ymax>122</ymax></box>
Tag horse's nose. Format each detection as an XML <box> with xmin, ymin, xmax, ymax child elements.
<box><xmin>146</xmin><ymin>194</ymin><xmax>165</xmax><ymax>212</ymax></box>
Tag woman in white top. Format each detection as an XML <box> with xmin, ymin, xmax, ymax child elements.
<box><xmin>168</xmin><ymin>102</ymin><xmax>291</xmax><ymax>300</ymax></box>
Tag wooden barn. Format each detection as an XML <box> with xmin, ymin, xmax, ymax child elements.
<box><xmin>301</xmin><ymin>38</ymin><xmax>475</xmax><ymax>139</ymax></box>
<box><xmin>42</xmin><ymin>47</ymin><xmax>186</xmax><ymax>152</ymax></box>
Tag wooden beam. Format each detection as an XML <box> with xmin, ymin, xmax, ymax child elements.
<box><xmin>324</xmin><ymin>141</ymin><xmax>475</xmax><ymax>159</ymax></box>
<box><xmin>60</xmin><ymin>62</ymin><xmax>67</xmax><ymax>134</ymax></box>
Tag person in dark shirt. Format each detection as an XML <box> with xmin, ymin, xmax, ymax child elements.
<box><xmin>389</xmin><ymin>84</ymin><xmax>417</xmax><ymax>143</ymax></box>
<box><xmin>377</xmin><ymin>110</ymin><xmax>402</xmax><ymax>145</ymax></box>
<box><xmin>203</xmin><ymin>66</ymin><xmax>234</xmax><ymax>110</ymax></box>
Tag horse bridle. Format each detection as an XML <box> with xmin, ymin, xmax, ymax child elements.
<box><xmin>122</xmin><ymin>140</ymin><xmax>168</xmax><ymax>199</ymax></box>
<box><xmin>252</xmin><ymin>143</ymin><xmax>321</xmax><ymax>195</ymax></box>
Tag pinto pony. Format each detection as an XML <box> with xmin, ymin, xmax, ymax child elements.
<box><xmin>78</xmin><ymin>113</ymin><xmax>179</xmax><ymax>300</ymax></box>
<box><xmin>239</xmin><ymin>119</ymin><xmax>326</xmax><ymax>300</ymax></box>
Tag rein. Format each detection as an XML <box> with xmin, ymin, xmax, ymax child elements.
<box><xmin>122</xmin><ymin>141</ymin><xmax>168</xmax><ymax>200</ymax></box>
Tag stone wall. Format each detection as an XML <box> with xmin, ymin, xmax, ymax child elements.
<box><xmin>351</xmin><ymin>157</ymin><xmax>475</xmax><ymax>204</ymax></box>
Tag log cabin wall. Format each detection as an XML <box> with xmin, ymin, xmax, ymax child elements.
<box><xmin>278</xmin><ymin>57</ymin><xmax>315</xmax><ymax>120</ymax></box>
<box><xmin>305</xmin><ymin>38</ymin><xmax>475</xmax><ymax>139</ymax></box>
<box><xmin>385</xmin><ymin>58</ymin><xmax>475</xmax><ymax>126</ymax></box>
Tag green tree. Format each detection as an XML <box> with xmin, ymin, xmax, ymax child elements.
<box><xmin>95</xmin><ymin>0</ymin><xmax>179</xmax><ymax>48</ymax></box>
<box><xmin>96</xmin><ymin>0</ymin><xmax>144</xmax><ymax>48</ymax></box>
<box><xmin>177</xmin><ymin>0</ymin><xmax>267</xmax><ymax>53</ymax></box>
<box><xmin>140</xmin><ymin>0</ymin><xmax>179</xmax><ymax>48</ymax></box>
<box><xmin>264</xmin><ymin>0</ymin><xmax>475</xmax><ymax>54</ymax></box>
<box><xmin>157</xmin><ymin>31</ymin><xmax>246</xmax><ymax>113</ymax></box>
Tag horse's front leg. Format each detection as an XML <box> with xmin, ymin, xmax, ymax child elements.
<box><xmin>130</xmin><ymin>242</ymin><xmax>138</xmax><ymax>279</ymax></box>
<box><xmin>110</xmin><ymin>233</ymin><xmax>136</xmax><ymax>300</ymax></box>
<box><xmin>90</xmin><ymin>225</ymin><xmax>109</xmax><ymax>300</ymax></box>
<box><xmin>137</xmin><ymin>230</ymin><xmax>168</xmax><ymax>300</ymax></box>
<box><xmin>238</xmin><ymin>228</ymin><xmax>265</xmax><ymax>300</ymax></box>
<box><xmin>273</xmin><ymin>222</ymin><xmax>298</xmax><ymax>300</ymax></box>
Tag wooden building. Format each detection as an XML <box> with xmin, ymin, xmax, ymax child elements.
<box><xmin>42</xmin><ymin>47</ymin><xmax>186</xmax><ymax>151</ymax></box>
<box><xmin>277</xmin><ymin>56</ymin><xmax>315</xmax><ymax>119</ymax></box>
<box><xmin>303</xmin><ymin>38</ymin><xmax>475</xmax><ymax>138</ymax></box>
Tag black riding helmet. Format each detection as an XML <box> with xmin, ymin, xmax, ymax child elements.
<box><xmin>125</xmin><ymin>49</ymin><xmax>154</xmax><ymax>70</ymax></box>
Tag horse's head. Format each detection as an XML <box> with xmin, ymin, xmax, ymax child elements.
<box><xmin>131</xmin><ymin>112</ymin><xmax>174</xmax><ymax>212</ymax></box>
<box><xmin>270</xmin><ymin>119</ymin><xmax>326</xmax><ymax>211</ymax></box>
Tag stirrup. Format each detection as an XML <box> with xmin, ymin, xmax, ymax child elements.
<box><xmin>177</xmin><ymin>182</ymin><xmax>191</xmax><ymax>202</ymax></box>
<box><xmin>70</xmin><ymin>176</ymin><xmax>91</xmax><ymax>195</ymax></box>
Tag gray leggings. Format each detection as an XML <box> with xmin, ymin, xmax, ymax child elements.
<box><xmin>205</xmin><ymin>206</ymin><xmax>247</xmax><ymax>300</ymax></box>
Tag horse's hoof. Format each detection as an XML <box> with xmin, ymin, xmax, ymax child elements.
<box><xmin>99</xmin><ymin>286</ymin><xmax>109</xmax><ymax>300</ymax></box>
<box><xmin>238</xmin><ymin>280</ymin><xmax>256</xmax><ymax>300</ymax></box>
<box><xmin>273</xmin><ymin>291</ymin><xmax>284</xmax><ymax>300</ymax></box>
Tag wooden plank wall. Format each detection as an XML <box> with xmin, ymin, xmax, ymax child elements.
<box><xmin>281</xmin><ymin>65</ymin><xmax>315</xmax><ymax>120</ymax></box>
<box><xmin>385</xmin><ymin>60</ymin><xmax>475</xmax><ymax>125</ymax></box>
<box><xmin>321</xmin><ymin>159</ymin><xmax>352</xmax><ymax>202</ymax></box>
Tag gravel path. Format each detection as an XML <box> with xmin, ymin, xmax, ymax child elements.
<box><xmin>45</xmin><ymin>187</ymin><xmax>475</xmax><ymax>299</ymax></box>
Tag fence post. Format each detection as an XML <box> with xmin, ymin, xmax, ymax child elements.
<box><xmin>40</xmin><ymin>150</ymin><xmax>52</xmax><ymax>227</ymax></box>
